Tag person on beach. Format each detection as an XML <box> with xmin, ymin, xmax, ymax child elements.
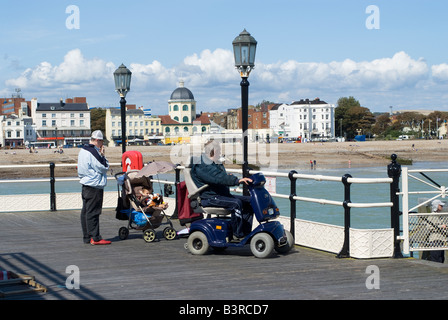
<box><xmin>190</xmin><ymin>140</ymin><xmax>253</xmax><ymax>240</ymax></box>
<box><xmin>77</xmin><ymin>130</ymin><xmax>111</xmax><ymax>245</ymax></box>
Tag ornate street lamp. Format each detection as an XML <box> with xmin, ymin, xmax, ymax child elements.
<box><xmin>232</xmin><ymin>29</ymin><xmax>257</xmax><ymax>195</ymax></box>
<box><xmin>232</xmin><ymin>29</ymin><xmax>257</xmax><ymax>78</ymax></box>
<box><xmin>113</xmin><ymin>63</ymin><xmax>132</xmax><ymax>154</ymax></box>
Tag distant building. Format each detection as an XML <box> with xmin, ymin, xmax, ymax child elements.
<box><xmin>104</xmin><ymin>107</ymin><xmax>162</xmax><ymax>146</ymax></box>
<box><xmin>226</xmin><ymin>109</ymin><xmax>239</xmax><ymax>130</ymax></box>
<box><xmin>161</xmin><ymin>80</ymin><xmax>210</xmax><ymax>144</ymax></box>
<box><xmin>31</xmin><ymin>97</ymin><xmax>91</xmax><ymax>147</ymax></box>
<box><xmin>270</xmin><ymin>98</ymin><xmax>335</xmax><ymax>141</ymax></box>
<box><xmin>0</xmin><ymin>113</ymin><xmax>35</xmax><ymax>148</ymax></box>
<box><xmin>0</xmin><ymin>89</ymin><xmax>31</xmax><ymax>116</ymax></box>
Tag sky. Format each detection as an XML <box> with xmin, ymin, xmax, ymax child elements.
<box><xmin>2</xmin><ymin>0</ymin><xmax>448</xmax><ymax>115</ymax></box>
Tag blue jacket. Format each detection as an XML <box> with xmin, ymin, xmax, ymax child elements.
<box><xmin>190</xmin><ymin>154</ymin><xmax>239</xmax><ymax>199</ymax></box>
<box><xmin>77</xmin><ymin>145</ymin><xmax>109</xmax><ymax>189</ymax></box>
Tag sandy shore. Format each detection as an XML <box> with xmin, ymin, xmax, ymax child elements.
<box><xmin>0</xmin><ymin>139</ymin><xmax>447</xmax><ymax>178</ymax></box>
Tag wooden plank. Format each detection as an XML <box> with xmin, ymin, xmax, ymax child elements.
<box><xmin>0</xmin><ymin>272</ymin><xmax>47</xmax><ymax>298</ymax></box>
<box><xmin>1</xmin><ymin>209</ymin><xmax>448</xmax><ymax>300</ymax></box>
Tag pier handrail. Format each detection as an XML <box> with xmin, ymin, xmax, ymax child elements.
<box><xmin>398</xmin><ymin>166</ymin><xmax>448</xmax><ymax>255</ymax></box>
<box><xmin>177</xmin><ymin>159</ymin><xmax>398</xmax><ymax>258</ymax></box>
<box><xmin>0</xmin><ymin>157</ymin><xmax>400</xmax><ymax>258</ymax></box>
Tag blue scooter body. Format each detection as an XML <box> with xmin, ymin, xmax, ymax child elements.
<box><xmin>189</xmin><ymin>173</ymin><xmax>287</xmax><ymax>249</ymax></box>
<box><xmin>249</xmin><ymin>173</ymin><xmax>280</xmax><ymax>222</ymax></box>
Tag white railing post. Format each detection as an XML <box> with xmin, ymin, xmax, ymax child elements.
<box><xmin>401</xmin><ymin>166</ymin><xmax>410</xmax><ymax>254</ymax></box>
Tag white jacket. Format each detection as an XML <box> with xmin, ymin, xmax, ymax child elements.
<box><xmin>77</xmin><ymin>146</ymin><xmax>109</xmax><ymax>188</ymax></box>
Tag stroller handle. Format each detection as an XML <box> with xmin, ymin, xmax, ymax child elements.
<box><xmin>114</xmin><ymin>171</ymin><xmax>127</xmax><ymax>179</ymax></box>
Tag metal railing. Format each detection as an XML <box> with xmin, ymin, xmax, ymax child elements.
<box><xmin>175</xmin><ymin>154</ymin><xmax>400</xmax><ymax>258</ymax></box>
<box><xmin>0</xmin><ymin>155</ymin><xmax>402</xmax><ymax>258</ymax></box>
<box><xmin>400</xmin><ymin>167</ymin><xmax>448</xmax><ymax>255</ymax></box>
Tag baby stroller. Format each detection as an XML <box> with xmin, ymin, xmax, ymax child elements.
<box><xmin>115</xmin><ymin>170</ymin><xmax>176</xmax><ymax>243</ymax></box>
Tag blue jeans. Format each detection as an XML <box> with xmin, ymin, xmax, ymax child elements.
<box><xmin>201</xmin><ymin>195</ymin><xmax>253</xmax><ymax>238</ymax></box>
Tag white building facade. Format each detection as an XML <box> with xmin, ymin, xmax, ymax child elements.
<box><xmin>31</xmin><ymin>98</ymin><xmax>91</xmax><ymax>147</ymax></box>
<box><xmin>105</xmin><ymin>107</ymin><xmax>162</xmax><ymax>146</ymax></box>
<box><xmin>270</xmin><ymin>98</ymin><xmax>335</xmax><ymax>141</ymax></box>
<box><xmin>0</xmin><ymin>113</ymin><xmax>35</xmax><ymax>148</ymax></box>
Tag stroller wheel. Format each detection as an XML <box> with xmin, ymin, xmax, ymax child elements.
<box><xmin>143</xmin><ymin>229</ymin><xmax>156</xmax><ymax>243</ymax></box>
<box><xmin>118</xmin><ymin>227</ymin><xmax>129</xmax><ymax>240</ymax></box>
<box><xmin>163</xmin><ymin>227</ymin><xmax>177</xmax><ymax>240</ymax></box>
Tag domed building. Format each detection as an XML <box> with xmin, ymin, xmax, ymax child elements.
<box><xmin>161</xmin><ymin>80</ymin><xmax>210</xmax><ymax>144</ymax></box>
<box><xmin>168</xmin><ymin>80</ymin><xmax>196</xmax><ymax>124</ymax></box>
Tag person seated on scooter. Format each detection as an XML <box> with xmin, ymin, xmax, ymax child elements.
<box><xmin>190</xmin><ymin>140</ymin><xmax>253</xmax><ymax>240</ymax></box>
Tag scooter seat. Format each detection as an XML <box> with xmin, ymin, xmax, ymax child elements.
<box><xmin>202</xmin><ymin>207</ymin><xmax>231</xmax><ymax>216</ymax></box>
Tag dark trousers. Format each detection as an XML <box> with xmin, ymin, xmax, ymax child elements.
<box><xmin>81</xmin><ymin>185</ymin><xmax>104</xmax><ymax>243</ymax></box>
<box><xmin>201</xmin><ymin>194</ymin><xmax>253</xmax><ymax>238</ymax></box>
<box><xmin>429</xmin><ymin>250</ymin><xmax>445</xmax><ymax>263</ymax></box>
<box><xmin>429</xmin><ymin>241</ymin><xmax>445</xmax><ymax>263</ymax></box>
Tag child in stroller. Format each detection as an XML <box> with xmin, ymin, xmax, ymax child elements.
<box><xmin>137</xmin><ymin>187</ymin><xmax>168</xmax><ymax>212</ymax></box>
<box><xmin>115</xmin><ymin>170</ymin><xmax>176</xmax><ymax>243</ymax></box>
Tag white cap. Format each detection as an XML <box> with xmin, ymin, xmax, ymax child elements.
<box><xmin>91</xmin><ymin>130</ymin><xmax>104</xmax><ymax>140</ymax></box>
<box><xmin>432</xmin><ymin>199</ymin><xmax>445</xmax><ymax>211</ymax></box>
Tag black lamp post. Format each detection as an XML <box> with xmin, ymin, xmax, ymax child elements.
<box><xmin>113</xmin><ymin>63</ymin><xmax>132</xmax><ymax>154</ymax></box>
<box><xmin>55</xmin><ymin>126</ymin><xmax>58</xmax><ymax>147</ymax></box>
<box><xmin>232</xmin><ymin>29</ymin><xmax>257</xmax><ymax>195</ymax></box>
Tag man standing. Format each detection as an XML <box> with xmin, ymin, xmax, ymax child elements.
<box><xmin>78</xmin><ymin>130</ymin><xmax>111</xmax><ymax>245</ymax></box>
<box><xmin>425</xmin><ymin>199</ymin><xmax>447</xmax><ymax>263</ymax></box>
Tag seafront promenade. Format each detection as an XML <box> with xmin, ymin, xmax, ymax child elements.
<box><xmin>1</xmin><ymin>208</ymin><xmax>448</xmax><ymax>301</ymax></box>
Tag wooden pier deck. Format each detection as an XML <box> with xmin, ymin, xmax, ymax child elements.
<box><xmin>1</xmin><ymin>209</ymin><xmax>448</xmax><ymax>302</ymax></box>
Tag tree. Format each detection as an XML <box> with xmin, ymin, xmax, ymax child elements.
<box><xmin>347</xmin><ymin>106</ymin><xmax>375</xmax><ymax>137</ymax></box>
<box><xmin>335</xmin><ymin>97</ymin><xmax>375</xmax><ymax>139</ymax></box>
<box><xmin>372</xmin><ymin>113</ymin><xmax>391</xmax><ymax>137</ymax></box>
<box><xmin>427</xmin><ymin>111</ymin><xmax>448</xmax><ymax>137</ymax></box>
<box><xmin>90</xmin><ymin>108</ymin><xmax>106</xmax><ymax>134</ymax></box>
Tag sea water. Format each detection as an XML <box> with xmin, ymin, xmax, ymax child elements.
<box><xmin>1</xmin><ymin>162</ymin><xmax>447</xmax><ymax>230</ymax></box>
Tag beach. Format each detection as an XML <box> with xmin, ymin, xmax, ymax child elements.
<box><xmin>0</xmin><ymin>139</ymin><xmax>447</xmax><ymax>178</ymax></box>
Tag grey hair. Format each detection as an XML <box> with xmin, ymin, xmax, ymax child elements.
<box><xmin>204</xmin><ymin>140</ymin><xmax>221</xmax><ymax>159</ymax></box>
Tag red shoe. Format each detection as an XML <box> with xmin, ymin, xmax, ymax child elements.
<box><xmin>90</xmin><ymin>239</ymin><xmax>111</xmax><ymax>245</ymax></box>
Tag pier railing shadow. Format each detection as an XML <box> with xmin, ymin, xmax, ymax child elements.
<box><xmin>0</xmin><ymin>252</ymin><xmax>104</xmax><ymax>299</ymax></box>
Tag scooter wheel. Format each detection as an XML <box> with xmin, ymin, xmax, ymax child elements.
<box><xmin>163</xmin><ymin>227</ymin><xmax>177</xmax><ymax>240</ymax></box>
<box><xmin>250</xmin><ymin>232</ymin><xmax>274</xmax><ymax>258</ymax></box>
<box><xmin>118</xmin><ymin>227</ymin><xmax>129</xmax><ymax>240</ymax></box>
<box><xmin>275</xmin><ymin>230</ymin><xmax>294</xmax><ymax>254</ymax></box>
<box><xmin>143</xmin><ymin>229</ymin><xmax>156</xmax><ymax>243</ymax></box>
<box><xmin>187</xmin><ymin>231</ymin><xmax>209</xmax><ymax>255</ymax></box>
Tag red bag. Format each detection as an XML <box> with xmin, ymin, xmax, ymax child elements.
<box><xmin>177</xmin><ymin>181</ymin><xmax>202</xmax><ymax>226</ymax></box>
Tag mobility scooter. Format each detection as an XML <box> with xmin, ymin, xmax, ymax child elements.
<box><xmin>183</xmin><ymin>167</ymin><xmax>293</xmax><ymax>258</ymax></box>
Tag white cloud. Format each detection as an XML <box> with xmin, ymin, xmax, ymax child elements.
<box><xmin>431</xmin><ymin>63</ymin><xmax>448</xmax><ymax>82</ymax></box>
<box><xmin>3</xmin><ymin>48</ymin><xmax>442</xmax><ymax>112</ymax></box>
<box><xmin>182</xmin><ymin>48</ymin><xmax>236</xmax><ymax>85</ymax></box>
<box><xmin>255</xmin><ymin>51</ymin><xmax>429</xmax><ymax>91</ymax></box>
<box><xmin>6</xmin><ymin>49</ymin><xmax>115</xmax><ymax>89</ymax></box>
